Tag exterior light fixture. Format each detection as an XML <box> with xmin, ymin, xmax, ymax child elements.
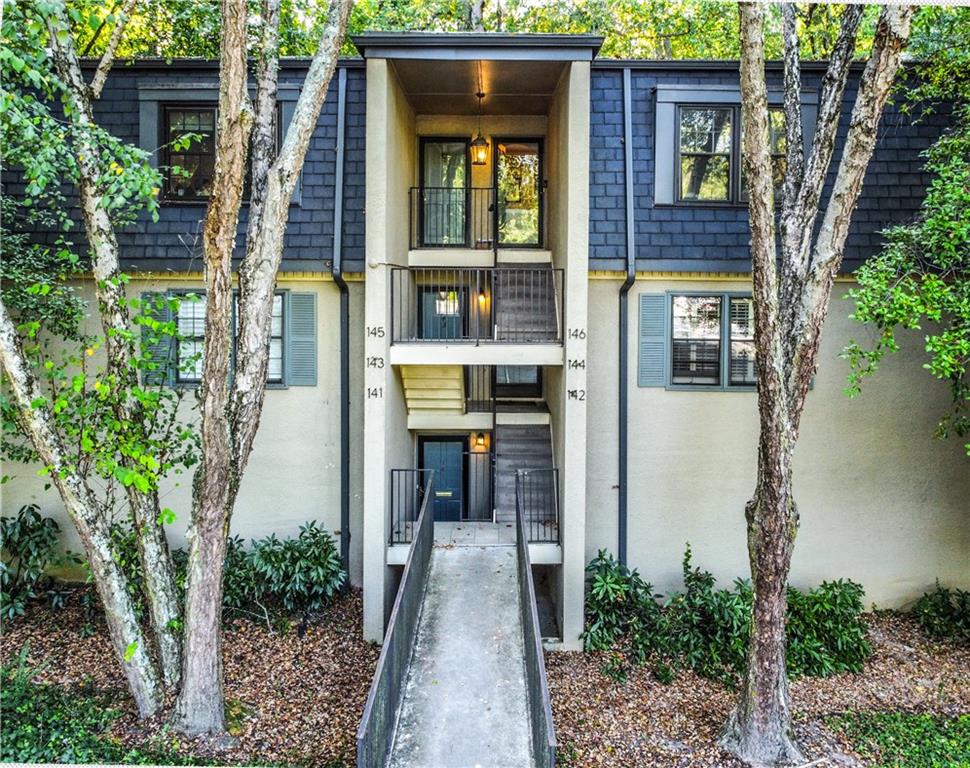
<box><xmin>475</xmin><ymin>432</ymin><xmax>486</xmax><ymax>447</ymax></box>
<box><xmin>471</xmin><ymin>62</ymin><xmax>488</xmax><ymax>166</ymax></box>
<box><xmin>478</xmin><ymin>291</ymin><xmax>487</xmax><ymax>307</ymax></box>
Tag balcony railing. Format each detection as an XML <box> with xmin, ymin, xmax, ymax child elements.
<box><xmin>410</xmin><ymin>187</ymin><xmax>495</xmax><ymax>250</ymax></box>
<box><xmin>388</xmin><ymin>469</ymin><xmax>434</xmax><ymax>545</ymax></box>
<box><xmin>390</xmin><ymin>267</ymin><xmax>563</xmax><ymax>345</ymax></box>
<box><xmin>516</xmin><ymin>468</ymin><xmax>560</xmax><ymax>544</ymax></box>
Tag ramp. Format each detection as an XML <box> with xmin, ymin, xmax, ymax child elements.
<box><xmin>358</xmin><ymin>483</ymin><xmax>556</xmax><ymax>768</ymax></box>
<box><xmin>388</xmin><ymin>545</ymin><xmax>532</xmax><ymax>767</ymax></box>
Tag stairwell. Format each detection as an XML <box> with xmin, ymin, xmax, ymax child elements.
<box><xmin>494</xmin><ymin>423</ymin><xmax>554</xmax><ymax>523</ymax></box>
<box><xmin>493</xmin><ymin>265</ymin><xmax>559</xmax><ymax>342</ymax></box>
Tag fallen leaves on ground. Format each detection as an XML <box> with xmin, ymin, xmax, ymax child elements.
<box><xmin>0</xmin><ymin>588</ymin><xmax>378</xmax><ymax>767</ymax></box>
<box><xmin>545</xmin><ymin>612</ymin><xmax>970</xmax><ymax>767</ymax></box>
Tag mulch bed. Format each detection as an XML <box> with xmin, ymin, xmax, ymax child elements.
<box><xmin>545</xmin><ymin>612</ymin><xmax>970</xmax><ymax>767</ymax></box>
<box><xmin>0</xmin><ymin>588</ymin><xmax>379</xmax><ymax>767</ymax></box>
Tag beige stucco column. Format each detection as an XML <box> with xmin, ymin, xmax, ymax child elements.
<box><xmin>362</xmin><ymin>58</ymin><xmax>416</xmax><ymax>642</ymax></box>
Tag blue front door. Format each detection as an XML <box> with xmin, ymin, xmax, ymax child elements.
<box><xmin>421</xmin><ymin>439</ymin><xmax>464</xmax><ymax>522</ymax></box>
<box><xmin>421</xmin><ymin>290</ymin><xmax>463</xmax><ymax>340</ymax></box>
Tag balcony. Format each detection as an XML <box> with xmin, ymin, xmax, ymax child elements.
<box><xmin>390</xmin><ymin>266</ymin><xmax>563</xmax><ymax>347</ymax></box>
<box><xmin>409</xmin><ymin>185</ymin><xmax>546</xmax><ymax>255</ymax></box>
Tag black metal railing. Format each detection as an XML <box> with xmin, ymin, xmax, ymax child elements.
<box><xmin>390</xmin><ymin>267</ymin><xmax>563</xmax><ymax>344</ymax></box>
<box><xmin>515</xmin><ymin>483</ymin><xmax>557</xmax><ymax>768</ymax></box>
<box><xmin>410</xmin><ymin>187</ymin><xmax>495</xmax><ymax>250</ymax></box>
<box><xmin>357</xmin><ymin>470</ymin><xmax>435</xmax><ymax>768</ymax></box>
<box><xmin>466</xmin><ymin>365</ymin><xmax>494</xmax><ymax>413</ymax></box>
<box><xmin>463</xmin><ymin>451</ymin><xmax>495</xmax><ymax>522</ymax></box>
<box><xmin>516</xmin><ymin>468</ymin><xmax>560</xmax><ymax>544</ymax></box>
<box><xmin>388</xmin><ymin>469</ymin><xmax>435</xmax><ymax>545</ymax></box>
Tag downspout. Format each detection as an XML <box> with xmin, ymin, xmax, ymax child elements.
<box><xmin>617</xmin><ymin>68</ymin><xmax>635</xmax><ymax>566</ymax></box>
<box><xmin>331</xmin><ymin>67</ymin><xmax>351</xmax><ymax>580</ymax></box>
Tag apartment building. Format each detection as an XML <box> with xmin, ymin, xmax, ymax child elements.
<box><xmin>4</xmin><ymin>33</ymin><xmax>967</xmax><ymax>651</ymax></box>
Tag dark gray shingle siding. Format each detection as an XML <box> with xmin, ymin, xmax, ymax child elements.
<box><xmin>588</xmin><ymin>68</ymin><xmax>949</xmax><ymax>273</ymax></box>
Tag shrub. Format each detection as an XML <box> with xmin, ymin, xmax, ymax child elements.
<box><xmin>583</xmin><ymin>546</ymin><xmax>871</xmax><ymax>684</ymax></box>
<box><xmin>109</xmin><ymin>520</ymin><xmax>345</xmax><ymax>622</ymax></box>
<box><xmin>0</xmin><ymin>643</ymin><xmax>194</xmax><ymax>764</ymax></box>
<box><xmin>1</xmin><ymin>505</ymin><xmax>76</xmax><ymax>619</ymax></box>
<box><xmin>830</xmin><ymin>712</ymin><xmax>970</xmax><ymax>768</ymax></box>
<box><xmin>787</xmin><ymin>579</ymin><xmax>870</xmax><ymax>676</ymax></box>
<box><xmin>913</xmin><ymin>582</ymin><xmax>970</xmax><ymax>641</ymax></box>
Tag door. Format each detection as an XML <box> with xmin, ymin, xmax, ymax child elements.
<box><xmin>420</xmin><ymin>438</ymin><xmax>465</xmax><ymax>522</ymax></box>
<box><xmin>420</xmin><ymin>288</ymin><xmax>464</xmax><ymax>340</ymax></box>
<box><xmin>495</xmin><ymin>139</ymin><xmax>542</xmax><ymax>247</ymax></box>
<box><xmin>420</xmin><ymin>138</ymin><xmax>469</xmax><ymax>246</ymax></box>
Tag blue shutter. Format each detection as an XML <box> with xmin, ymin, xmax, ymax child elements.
<box><xmin>285</xmin><ymin>292</ymin><xmax>317</xmax><ymax>386</ymax></box>
<box><xmin>638</xmin><ymin>293</ymin><xmax>667</xmax><ymax>387</ymax></box>
<box><xmin>140</xmin><ymin>292</ymin><xmax>175</xmax><ymax>386</ymax></box>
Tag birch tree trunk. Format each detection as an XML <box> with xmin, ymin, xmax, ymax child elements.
<box><xmin>45</xmin><ymin>0</ymin><xmax>183</xmax><ymax>690</ymax></box>
<box><xmin>172</xmin><ymin>0</ymin><xmax>353</xmax><ymax>737</ymax></box>
<box><xmin>171</xmin><ymin>0</ymin><xmax>253</xmax><ymax>736</ymax></box>
<box><xmin>0</xmin><ymin>304</ymin><xmax>164</xmax><ymax>717</ymax></box>
<box><xmin>720</xmin><ymin>4</ymin><xmax>915</xmax><ymax>765</ymax></box>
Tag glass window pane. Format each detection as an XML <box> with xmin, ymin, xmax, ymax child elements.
<box><xmin>729</xmin><ymin>297</ymin><xmax>754</xmax><ymax>340</ymax></box>
<box><xmin>268</xmin><ymin>339</ymin><xmax>283</xmax><ymax>381</ymax></box>
<box><xmin>679</xmin><ymin>108</ymin><xmax>732</xmax><ymax>153</ymax></box>
<box><xmin>768</xmin><ymin>108</ymin><xmax>787</xmax><ymax>155</ymax></box>
<box><xmin>730</xmin><ymin>341</ymin><xmax>756</xmax><ymax>386</ymax></box>
<box><xmin>680</xmin><ymin>155</ymin><xmax>730</xmax><ymax>201</ymax></box>
<box><xmin>672</xmin><ymin>296</ymin><xmax>721</xmax><ymax>385</ymax></box>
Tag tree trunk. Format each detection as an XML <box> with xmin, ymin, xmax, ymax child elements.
<box><xmin>0</xmin><ymin>304</ymin><xmax>164</xmax><ymax>717</ymax></box>
<box><xmin>173</xmin><ymin>0</ymin><xmax>353</xmax><ymax>738</ymax></box>
<box><xmin>721</xmin><ymin>4</ymin><xmax>915</xmax><ymax>764</ymax></box>
<box><xmin>45</xmin><ymin>0</ymin><xmax>183</xmax><ymax>693</ymax></box>
<box><xmin>172</xmin><ymin>0</ymin><xmax>252</xmax><ymax>737</ymax></box>
<box><xmin>468</xmin><ymin>0</ymin><xmax>484</xmax><ymax>31</ymax></box>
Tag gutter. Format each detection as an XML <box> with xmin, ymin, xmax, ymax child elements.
<box><xmin>617</xmin><ymin>68</ymin><xmax>635</xmax><ymax>566</ymax></box>
<box><xmin>331</xmin><ymin>67</ymin><xmax>352</xmax><ymax>581</ymax></box>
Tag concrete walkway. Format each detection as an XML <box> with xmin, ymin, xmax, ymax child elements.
<box><xmin>387</xmin><ymin>545</ymin><xmax>533</xmax><ymax>768</ymax></box>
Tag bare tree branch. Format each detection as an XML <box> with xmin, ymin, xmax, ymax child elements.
<box><xmin>88</xmin><ymin>0</ymin><xmax>138</xmax><ymax>100</ymax></box>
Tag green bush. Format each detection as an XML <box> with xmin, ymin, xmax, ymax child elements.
<box><xmin>913</xmin><ymin>582</ymin><xmax>970</xmax><ymax>641</ymax></box>
<box><xmin>0</xmin><ymin>644</ymin><xmax>194</xmax><ymax>764</ymax></box>
<box><xmin>111</xmin><ymin>520</ymin><xmax>345</xmax><ymax>621</ymax></box>
<box><xmin>583</xmin><ymin>546</ymin><xmax>871</xmax><ymax>684</ymax></box>
<box><xmin>830</xmin><ymin>712</ymin><xmax>970</xmax><ymax>768</ymax></box>
<box><xmin>1</xmin><ymin>505</ymin><xmax>77</xmax><ymax>620</ymax></box>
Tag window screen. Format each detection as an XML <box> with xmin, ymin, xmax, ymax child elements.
<box><xmin>671</xmin><ymin>295</ymin><xmax>722</xmax><ymax>385</ymax></box>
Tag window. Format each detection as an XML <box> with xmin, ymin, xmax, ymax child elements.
<box><xmin>164</xmin><ymin>106</ymin><xmax>216</xmax><ymax>200</ymax></box>
<box><xmin>669</xmin><ymin>293</ymin><xmax>756</xmax><ymax>389</ymax></box>
<box><xmin>174</xmin><ymin>292</ymin><xmax>285</xmax><ymax>385</ymax></box>
<box><xmin>678</xmin><ymin>107</ymin><xmax>733</xmax><ymax>202</ymax></box>
<box><xmin>675</xmin><ymin>105</ymin><xmax>786</xmax><ymax>205</ymax></box>
<box><xmin>671</xmin><ymin>295</ymin><xmax>722</xmax><ymax>385</ymax></box>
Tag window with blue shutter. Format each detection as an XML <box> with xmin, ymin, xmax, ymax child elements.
<box><xmin>140</xmin><ymin>292</ymin><xmax>175</xmax><ymax>386</ymax></box>
<box><xmin>638</xmin><ymin>293</ymin><xmax>667</xmax><ymax>387</ymax></box>
<box><xmin>285</xmin><ymin>292</ymin><xmax>317</xmax><ymax>386</ymax></box>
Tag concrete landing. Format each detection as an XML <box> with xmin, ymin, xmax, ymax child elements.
<box><xmin>387</xmin><ymin>545</ymin><xmax>533</xmax><ymax>768</ymax></box>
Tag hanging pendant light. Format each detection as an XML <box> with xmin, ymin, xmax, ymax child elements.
<box><xmin>471</xmin><ymin>61</ymin><xmax>489</xmax><ymax>166</ymax></box>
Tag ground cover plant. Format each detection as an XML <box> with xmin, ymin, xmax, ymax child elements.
<box><xmin>583</xmin><ymin>547</ymin><xmax>870</xmax><ymax>684</ymax></box>
<box><xmin>829</xmin><ymin>712</ymin><xmax>970</xmax><ymax>768</ymax></box>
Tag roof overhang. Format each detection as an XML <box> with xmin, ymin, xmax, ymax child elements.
<box><xmin>351</xmin><ymin>32</ymin><xmax>603</xmax><ymax>61</ymax></box>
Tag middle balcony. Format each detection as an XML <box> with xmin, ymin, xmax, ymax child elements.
<box><xmin>389</xmin><ymin>266</ymin><xmax>564</xmax><ymax>365</ymax></box>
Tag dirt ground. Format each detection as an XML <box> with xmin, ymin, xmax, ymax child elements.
<box><xmin>0</xmin><ymin>588</ymin><xmax>378</xmax><ymax>767</ymax></box>
<box><xmin>545</xmin><ymin>612</ymin><xmax>970</xmax><ymax>767</ymax></box>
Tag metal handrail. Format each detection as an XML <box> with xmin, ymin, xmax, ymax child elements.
<box><xmin>357</xmin><ymin>470</ymin><xmax>435</xmax><ymax>768</ymax></box>
<box><xmin>388</xmin><ymin>468</ymin><xmax>434</xmax><ymax>545</ymax></box>
<box><xmin>516</xmin><ymin>468</ymin><xmax>561</xmax><ymax>544</ymax></box>
<box><xmin>515</xmin><ymin>477</ymin><xmax>557</xmax><ymax>768</ymax></box>
<box><xmin>390</xmin><ymin>266</ymin><xmax>564</xmax><ymax>345</ymax></box>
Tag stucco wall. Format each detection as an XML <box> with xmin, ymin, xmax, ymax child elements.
<box><xmin>2</xmin><ymin>274</ymin><xmax>364</xmax><ymax>580</ymax></box>
<box><xmin>586</xmin><ymin>276</ymin><xmax>970</xmax><ymax>608</ymax></box>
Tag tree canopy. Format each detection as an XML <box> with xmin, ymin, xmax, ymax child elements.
<box><xmin>59</xmin><ymin>0</ymin><xmax>902</xmax><ymax>61</ymax></box>
<box><xmin>845</xmin><ymin>6</ymin><xmax>970</xmax><ymax>455</ymax></box>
